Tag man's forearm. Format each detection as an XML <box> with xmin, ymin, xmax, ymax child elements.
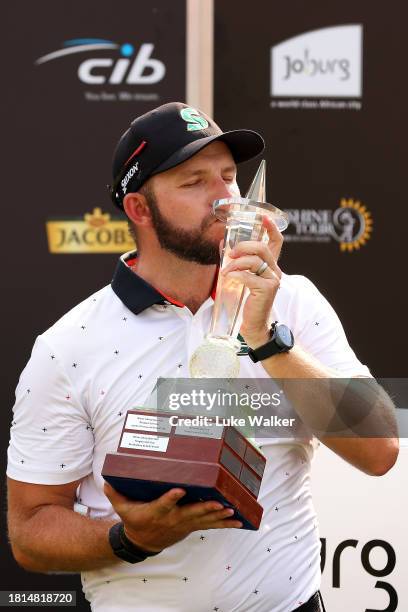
<box><xmin>256</xmin><ymin>345</ymin><xmax>399</xmax><ymax>475</ymax></box>
<box><xmin>9</xmin><ymin>504</ymin><xmax>118</xmax><ymax>572</ymax></box>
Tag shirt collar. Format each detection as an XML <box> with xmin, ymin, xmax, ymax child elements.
<box><xmin>111</xmin><ymin>251</ymin><xmax>219</xmax><ymax>316</ymax></box>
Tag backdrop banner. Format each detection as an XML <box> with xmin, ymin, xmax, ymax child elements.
<box><xmin>214</xmin><ymin>0</ymin><xmax>407</xmax><ymax>379</ymax></box>
<box><xmin>1</xmin><ymin>1</ymin><xmax>186</xmax><ymax>608</ymax></box>
<box><xmin>313</xmin><ymin>444</ymin><xmax>407</xmax><ymax>612</ymax></box>
<box><xmin>214</xmin><ymin>2</ymin><xmax>406</xmax><ymax>610</ymax></box>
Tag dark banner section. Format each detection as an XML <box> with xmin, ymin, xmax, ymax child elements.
<box><xmin>214</xmin><ymin>0</ymin><xmax>407</xmax><ymax>378</ymax></box>
<box><xmin>1</xmin><ymin>1</ymin><xmax>186</xmax><ymax>608</ymax></box>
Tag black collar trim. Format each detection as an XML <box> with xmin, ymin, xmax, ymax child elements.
<box><xmin>111</xmin><ymin>252</ymin><xmax>184</xmax><ymax>315</ymax></box>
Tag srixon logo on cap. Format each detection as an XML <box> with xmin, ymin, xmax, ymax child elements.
<box><xmin>121</xmin><ymin>162</ymin><xmax>140</xmax><ymax>195</ymax></box>
<box><xmin>35</xmin><ymin>39</ymin><xmax>166</xmax><ymax>86</ymax></box>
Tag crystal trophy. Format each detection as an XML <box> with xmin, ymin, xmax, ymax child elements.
<box><xmin>189</xmin><ymin>161</ymin><xmax>289</xmax><ymax>377</ymax></box>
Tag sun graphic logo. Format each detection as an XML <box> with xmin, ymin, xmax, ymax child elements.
<box><xmin>332</xmin><ymin>198</ymin><xmax>373</xmax><ymax>252</ymax></box>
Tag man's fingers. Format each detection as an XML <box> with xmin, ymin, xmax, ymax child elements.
<box><xmin>225</xmin><ymin>270</ymin><xmax>278</xmax><ymax>292</ymax></box>
<box><xmin>149</xmin><ymin>488</ymin><xmax>186</xmax><ymax>516</ymax></box>
<box><xmin>207</xmin><ymin>518</ymin><xmax>243</xmax><ymax>529</ymax></box>
<box><xmin>222</xmin><ymin>255</ymin><xmax>276</xmax><ymax>279</ymax></box>
<box><xmin>262</xmin><ymin>214</ymin><xmax>284</xmax><ymax>260</ymax></box>
<box><xmin>103</xmin><ymin>482</ymin><xmax>132</xmax><ymax>506</ymax></box>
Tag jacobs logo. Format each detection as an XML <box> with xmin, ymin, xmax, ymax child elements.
<box><xmin>46</xmin><ymin>207</ymin><xmax>134</xmax><ymax>254</ymax></box>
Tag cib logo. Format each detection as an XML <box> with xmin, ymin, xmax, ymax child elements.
<box><xmin>35</xmin><ymin>38</ymin><xmax>165</xmax><ymax>85</ymax></box>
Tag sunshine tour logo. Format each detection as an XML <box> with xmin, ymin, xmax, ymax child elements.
<box><xmin>284</xmin><ymin>199</ymin><xmax>373</xmax><ymax>252</ymax></box>
<box><xmin>46</xmin><ymin>207</ymin><xmax>134</xmax><ymax>254</ymax></box>
<box><xmin>35</xmin><ymin>38</ymin><xmax>165</xmax><ymax>86</ymax></box>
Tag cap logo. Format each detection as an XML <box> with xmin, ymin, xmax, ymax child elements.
<box><xmin>180</xmin><ymin>107</ymin><xmax>209</xmax><ymax>131</ymax></box>
<box><xmin>121</xmin><ymin>161</ymin><xmax>139</xmax><ymax>195</ymax></box>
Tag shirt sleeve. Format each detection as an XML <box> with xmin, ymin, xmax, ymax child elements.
<box><xmin>7</xmin><ymin>335</ymin><xmax>94</xmax><ymax>484</ymax></box>
<box><xmin>290</xmin><ymin>275</ymin><xmax>371</xmax><ymax>377</ymax></box>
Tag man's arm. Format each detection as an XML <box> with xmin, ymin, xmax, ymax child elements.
<box><xmin>223</xmin><ymin>216</ymin><xmax>399</xmax><ymax>476</ymax></box>
<box><xmin>7</xmin><ymin>477</ymin><xmax>242</xmax><ymax>573</ymax></box>
<box><xmin>242</xmin><ymin>344</ymin><xmax>399</xmax><ymax>476</ymax></box>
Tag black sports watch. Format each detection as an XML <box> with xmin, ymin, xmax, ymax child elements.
<box><xmin>109</xmin><ymin>522</ymin><xmax>162</xmax><ymax>564</ymax></box>
<box><xmin>248</xmin><ymin>322</ymin><xmax>294</xmax><ymax>363</ymax></box>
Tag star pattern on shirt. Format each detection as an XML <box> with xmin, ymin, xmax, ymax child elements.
<box><xmin>10</xmin><ymin>272</ymin><xmax>327</xmax><ymax>608</ymax></box>
<box><xmin>314</xmin><ymin>321</ymin><xmax>320</xmax><ymax>326</ymax></box>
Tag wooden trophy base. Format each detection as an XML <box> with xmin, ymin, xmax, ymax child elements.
<box><xmin>102</xmin><ymin>453</ymin><xmax>263</xmax><ymax>530</ymax></box>
<box><xmin>102</xmin><ymin>410</ymin><xmax>266</xmax><ymax>530</ymax></box>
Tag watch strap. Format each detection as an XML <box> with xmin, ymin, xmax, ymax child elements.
<box><xmin>109</xmin><ymin>522</ymin><xmax>161</xmax><ymax>564</ymax></box>
<box><xmin>248</xmin><ymin>323</ymin><xmax>294</xmax><ymax>363</ymax></box>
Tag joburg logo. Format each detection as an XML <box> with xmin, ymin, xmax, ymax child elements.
<box><xmin>35</xmin><ymin>38</ymin><xmax>166</xmax><ymax>85</ymax></box>
<box><xmin>283</xmin><ymin>198</ymin><xmax>373</xmax><ymax>252</ymax></box>
<box><xmin>46</xmin><ymin>207</ymin><xmax>134</xmax><ymax>254</ymax></box>
<box><xmin>271</xmin><ymin>25</ymin><xmax>362</xmax><ymax>101</ymax></box>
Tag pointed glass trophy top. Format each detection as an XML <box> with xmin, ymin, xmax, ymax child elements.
<box><xmin>213</xmin><ymin>160</ymin><xmax>289</xmax><ymax>232</ymax></box>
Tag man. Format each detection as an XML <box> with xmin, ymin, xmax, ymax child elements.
<box><xmin>7</xmin><ymin>102</ymin><xmax>398</xmax><ymax>612</ymax></box>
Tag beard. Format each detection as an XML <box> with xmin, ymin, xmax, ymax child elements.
<box><xmin>148</xmin><ymin>196</ymin><xmax>221</xmax><ymax>265</ymax></box>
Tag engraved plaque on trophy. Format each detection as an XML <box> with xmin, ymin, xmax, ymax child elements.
<box><xmin>102</xmin><ymin>409</ymin><xmax>267</xmax><ymax>530</ymax></box>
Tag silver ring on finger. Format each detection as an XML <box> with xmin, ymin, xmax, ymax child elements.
<box><xmin>255</xmin><ymin>260</ymin><xmax>269</xmax><ymax>276</ymax></box>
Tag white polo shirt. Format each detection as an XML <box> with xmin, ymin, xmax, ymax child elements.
<box><xmin>7</xmin><ymin>252</ymin><xmax>369</xmax><ymax>612</ymax></box>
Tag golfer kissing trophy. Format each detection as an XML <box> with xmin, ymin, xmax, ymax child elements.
<box><xmin>102</xmin><ymin>163</ymin><xmax>289</xmax><ymax>530</ymax></box>
<box><xmin>189</xmin><ymin>160</ymin><xmax>289</xmax><ymax>378</ymax></box>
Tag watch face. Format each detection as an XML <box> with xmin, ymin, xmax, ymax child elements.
<box><xmin>276</xmin><ymin>325</ymin><xmax>294</xmax><ymax>349</ymax></box>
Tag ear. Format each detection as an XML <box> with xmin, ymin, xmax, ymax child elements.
<box><xmin>123</xmin><ymin>192</ymin><xmax>152</xmax><ymax>228</ymax></box>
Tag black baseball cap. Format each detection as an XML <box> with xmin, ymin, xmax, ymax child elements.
<box><xmin>109</xmin><ymin>101</ymin><xmax>264</xmax><ymax>209</ymax></box>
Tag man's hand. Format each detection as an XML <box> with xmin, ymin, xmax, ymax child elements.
<box><xmin>104</xmin><ymin>483</ymin><xmax>242</xmax><ymax>553</ymax></box>
<box><xmin>221</xmin><ymin>215</ymin><xmax>283</xmax><ymax>348</ymax></box>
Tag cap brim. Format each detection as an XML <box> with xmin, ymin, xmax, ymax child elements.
<box><xmin>152</xmin><ymin>129</ymin><xmax>265</xmax><ymax>177</ymax></box>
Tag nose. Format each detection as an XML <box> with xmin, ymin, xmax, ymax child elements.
<box><xmin>211</xmin><ymin>176</ymin><xmax>239</xmax><ymax>202</ymax></box>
